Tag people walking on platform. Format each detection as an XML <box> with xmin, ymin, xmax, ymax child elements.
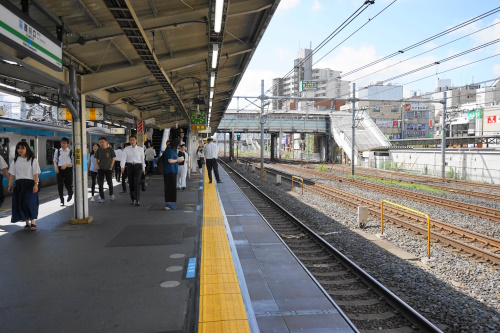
<box><xmin>114</xmin><ymin>145</ymin><xmax>123</xmax><ymax>182</ymax></box>
<box><xmin>145</xmin><ymin>128</ymin><xmax>153</xmax><ymax>147</ymax></box>
<box><xmin>145</xmin><ymin>144</ymin><xmax>156</xmax><ymax>174</ymax></box>
<box><xmin>120</xmin><ymin>143</ymin><xmax>131</xmax><ymax>194</ymax></box>
<box><xmin>177</xmin><ymin>144</ymin><xmax>188</xmax><ymax>190</ymax></box>
<box><xmin>7</xmin><ymin>142</ymin><xmax>40</xmax><ymax>230</ymax></box>
<box><xmin>0</xmin><ymin>154</ymin><xmax>9</xmax><ymax>208</ymax></box>
<box><xmin>95</xmin><ymin>137</ymin><xmax>116</xmax><ymax>204</ymax></box>
<box><xmin>164</xmin><ymin>138</ymin><xmax>181</xmax><ymax>210</ymax></box>
<box><xmin>87</xmin><ymin>143</ymin><xmax>99</xmax><ymax>201</ymax></box>
<box><xmin>53</xmin><ymin>137</ymin><xmax>73</xmax><ymax>206</ymax></box>
<box><xmin>196</xmin><ymin>146</ymin><xmax>204</xmax><ymax>174</ymax></box>
<box><xmin>204</xmin><ymin>137</ymin><xmax>222</xmax><ymax>184</ymax></box>
<box><xmin>121</xmin><ymin>136</ymin><xmax>145</xmax><ymax>206</ymax></box>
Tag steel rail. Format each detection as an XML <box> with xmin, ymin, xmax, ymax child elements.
<box><xmin>324</xmin><ymin>164</ymin><xmax>500</xmax><ymax>202</ymax></box>
<box><xmin>280</xmin><ymin>164</ymin><xmax>500</xmax><ymax>223</ymax></box>
<box><xmin>220</xmin><ymin>159</ymin><xmax>443</xmax><ymax>333</ymax></box>
<box><xmin>331</xmin><ymin>164</ymin><xmax>500</xmax><ymax>191</ymax></box>
<box><xmin>242</xmin><ymin>161</ymin><xmax>500</xmax><ymax>266</ymax></box>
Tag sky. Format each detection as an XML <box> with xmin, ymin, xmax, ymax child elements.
<box><xmin>228</xmin><ymin>0</ymin><xmax>500</xmax><ymax>110</ymax></box>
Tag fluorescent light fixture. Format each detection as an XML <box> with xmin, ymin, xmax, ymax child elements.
<box><xmin>210</xmin><ymin>88</ymin><xmax>214</xmax><ymax>99</ymax></box>
<box><xmin>211</xmin><ymin>44</ymin><xmax>219</xmax><ymax>69</ymax></box>
<box><xmin>3</xmin><ymin>59</ymin><xmax>18</xmax><ymax>65</ymax></box>
<box><xmin>209</xmin><ymin>101</ymin><xmax>213</xmax><ymax>108</ymax></box>
<box><xmin>210</xmin><ymin>72</ymin><xmax>215</xmax><ymax>87</ymax></box>
<box><xmin>214</xmin><ymin>0</ymin><xmax>223</xmax><ymax>33</ymax></box>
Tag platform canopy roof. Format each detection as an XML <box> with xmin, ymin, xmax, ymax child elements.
<box><xmin>0</xmin><ymin>0</ymin><xmax>279</xmax><ymax>130</ymax></box>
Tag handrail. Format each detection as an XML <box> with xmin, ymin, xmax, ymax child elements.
<box><xmin>381</xmin><ymin>200</ymin><xmax>432</xmax><ymax>259</ymax></box>
<box><xmin>292</xmin><ymin>176</ymin><xmax>304</xmax><ymax>195</ymax></box>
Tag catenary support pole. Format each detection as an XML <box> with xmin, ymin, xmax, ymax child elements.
<box><xmin>260</xmin><ymin>80</ymin><xmax>264</xmax><ymax>178</ymax></box>
<box><xmin>441</xmin><ymin>91</ymin><xmax>447</xmax><ymax>179</ymax></box>
<box><xmin>351</xmin><ymin>82</ymin><xmax>355</xmax><ymax>176</ymax></box>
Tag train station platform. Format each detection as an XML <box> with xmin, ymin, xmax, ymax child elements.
<box><xmin>0</xmin><ymin>166</ymin><xmax>354</xmax><ymax>332</ymax></box>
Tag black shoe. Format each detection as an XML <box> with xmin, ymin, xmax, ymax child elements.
<box><xmin>67</xmin><ymin>193</ymin><xmax>73</xmax><ymax>202</ymax></box>
<box><xmin>135</xmin><ymin>201</ymin><xmax>141</xmax><ymax>206</ymax></box>
<box><xmin>217</xmin><ymin>181</ymin><xmax>223</xmax><ymax>183</ymax></box>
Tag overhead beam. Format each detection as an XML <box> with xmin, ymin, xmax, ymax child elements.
<box><xmin>80</xmin><ymin>65</ymin><xmax>152</xmax><ymax>93</ymax></box>
<box><xmin>109</xmin><ymin>84</ymin><xmax>164</xmax><ymax>102</ymax></box>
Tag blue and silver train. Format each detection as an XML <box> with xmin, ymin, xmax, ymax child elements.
<box><xmin>0</xmin><ymin>118</ymin><xmax>126</xmax><ymax>189</ymax></box>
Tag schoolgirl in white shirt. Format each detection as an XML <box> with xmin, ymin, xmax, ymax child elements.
<box><xmin>7</xmin><ymin>141</ymin><xmax>41</xmax><ymax>230</ymax></box>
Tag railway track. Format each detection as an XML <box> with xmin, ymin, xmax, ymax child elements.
<box><xmin>322</xmin><ymin>164</ymin><xmax>500</xmax><ymax>202</ymax></box>
<box><xmin>328</xmin><ymin>164</ymin><xmax>500</xmax><ymax>191</ymax></box>
<box><xmin>220</xmin><ymin>160</ymin><xmax>442</xmax><ymax>333</ymax></box>
<box><xmin>273</xmin><ymin>163</ymin><xmax>500</xmax><ymax>224</ymax></box>
<box><xmin>241</xmin><ymin>162</ymin><xmax>500</xmax><ymax>267</ymax></box>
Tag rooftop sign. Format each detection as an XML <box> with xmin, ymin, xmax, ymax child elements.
<box><xmin>0</xmin><ymin>1</ymin><xmax>63</xmax><ymax>72</ymax></box>
<box><xmin>299</xmin><ymin>81</ymin><xmax>318</xmax><ymax>92</ymax></box>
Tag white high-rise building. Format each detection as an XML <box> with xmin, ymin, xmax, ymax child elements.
<box><xmin>272</xmin><ymin>48</ymin><xmax>350</xmax><ymax>110</ymax></box>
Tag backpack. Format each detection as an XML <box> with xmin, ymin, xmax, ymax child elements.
<box><xmin>155</xmin><ymin>152</ymin><xmax>166</xmax><ymax>175</ymax></box>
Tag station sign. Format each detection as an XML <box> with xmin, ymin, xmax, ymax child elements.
<box><xmin>110</xmin><ymin>127</ymin><xmax>126</xmax><ymax>134</ymax></box>
<box><xmin>57</xmin><ymin>107</ymin><xmax>104</xmax><ymax>121</ymax></box>
<box><xmin>299</xmin><ymin>81</ymin><xmax>318</xmax><ymax>92</ymax></box>
<box><xmin>0</xmin><ymin>1</ymin><xmax>62</xmax><ymax>71</ymax></box>
<box><xmin>124</xmin><ymin>117</ymin><xmax>135</xmax><ymax>124</ymax></box>
<box><xmin>144</xmin><ymin>117</ymin><xmax>155</xmax><ymax>125</ymax></box>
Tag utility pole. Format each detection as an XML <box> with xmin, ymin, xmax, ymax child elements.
<box><xmin>441</xmin><ymin>91</ymin><xmax>447</xmax><ymax>179</ymax></box>
<box><xmin>351</xmin><ymin>82</ymin><xmax>356</xmax><ymax>176</ymax></box>
<box><xmin>260</xmin><ymin>80</ymin><xmax>265</xmax><ymax>178</ymax></box>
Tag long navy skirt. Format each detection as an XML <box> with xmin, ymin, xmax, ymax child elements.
<box><xmin>11</xmin><ymin>179</ymin><xmax>39</xmax><ymax>223</ymax></box>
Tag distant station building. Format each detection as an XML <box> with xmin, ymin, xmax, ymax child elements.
<box><xmin>272</xmin><ymin>48</ymin><xmax>350</xmax><ymax>110</ymax></box>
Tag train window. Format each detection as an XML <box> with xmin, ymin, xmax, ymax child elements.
<box><xmin>46</xmin><ymin>140</ymin><xmax>61</xmax><ymax>165</ymax></box>
<box><xmin>30</xmin><ymin>139</ymin><xmax>35</xmax><ymax>152</ymax></box>
<box><xmin>0</xmin><ymin>137</ymin><xmax>9</xmax><ymax>165</ymax></box>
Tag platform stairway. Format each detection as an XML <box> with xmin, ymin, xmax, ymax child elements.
<box><xmin>152</xmin><ymin>129</ymin><xmax>163</xmax><ymax>155</ymax></box>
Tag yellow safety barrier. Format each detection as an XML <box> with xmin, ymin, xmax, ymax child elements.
<box><xmin>381</xmin><ymin>200</ymin><xmax>432</xmax><ymax>259</ymax></box>
<box><xmin>292</xmin><ymin>176</ymin><xmax>304</xmax><ymax>195</ymax></box>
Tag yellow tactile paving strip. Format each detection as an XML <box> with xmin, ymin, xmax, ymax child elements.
<box><xmin>198</xmin><ymin>172</ymin><xmax>251</xmax><ymax>333</ymax></box>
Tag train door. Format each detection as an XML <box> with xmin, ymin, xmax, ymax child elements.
<box><xmin>20</xmin><ymin>136</ymin><xmax>37</xmax><ymax>155</ymax></box>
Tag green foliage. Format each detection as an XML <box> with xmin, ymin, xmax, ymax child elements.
<box><xmin>461</xmin><ymin>168</ymin><xmax>467</xmax><ymax>180</ymax></box>
<box><xmin>354</xmin><ymin>174</ymin><xmax>446</xmax><ymax>194</ymax></box>
<box><xmin>446</xmin><ymin>167</ymin><xmax>455</xmax><ymax>179</ymax></box>
<box><xmin>284</xmin><ymin>153</ymin><xmax>290</xmax><ymax>159</ymax></box>
<box><xmin>316</xmin><ymin>165</ymin><xmax>328</xmax><ymax>171</ymax></box>
<box><xmin>423</xmin><ymin>165</ymin><xmax>428</xmax><ymax>175</ymax></box>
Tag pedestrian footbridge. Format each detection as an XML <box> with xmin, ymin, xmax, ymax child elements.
<box><xmin>217</xmin><ymin>110</ymin><xmax>391</xmax><ymax>164</ymax></box>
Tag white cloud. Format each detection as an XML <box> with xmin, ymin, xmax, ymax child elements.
<box><xmin>312</xmin><ymin>0</ymin><xmax>322</xmax><ymax>11</ymax></box>
<box><xmin>276</xmin><ymin>48</ymin><xmax>293</xmax><ymax>59</ymax></box>
<box><xmin>277</xmin><ymin>0</ymin><xmax>300</xmax><ymax>11</ymax></box>
<box><xmin>493</xmin><ymin>64</ymin><xmax>500</xmax><ymax>76</ymax></box>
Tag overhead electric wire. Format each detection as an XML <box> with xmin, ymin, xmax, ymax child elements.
<box><xmin>233</xmin><ymin>0</ymin><xmax>375</xmax><ymax>113</ymax></box>
<box><xmin>333</xmin><ymin>52</ymin><xmax>500</xmax><ymax>103</ymax></box>
<box><xmin>339</xmin><ymin>5</ymin><xmax>500</xmax><ymax>78</ymax></box>
<box><xmin>311</xmin><ymin>0</ymin><xmax>397</xmax><ymax>70</ymax></box>
<box><xmin>325</xmin><ymin>20</ymin><xmax>500</xmax><ymax>95</ymax></box>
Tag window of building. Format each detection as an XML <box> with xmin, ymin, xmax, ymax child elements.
<box><xmin>373</xmin><ymin>106</ymin><xmax>380</xmax><ymax>112</ymax></box>
<box><xmin>391</xmin><ymin>106</ymin><xmax>398</xmax><ymax>112</ymax></box>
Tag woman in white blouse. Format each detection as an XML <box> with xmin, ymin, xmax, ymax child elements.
<box><xmin>7</xmin><ymin>141</ymin><xmax>41</xmax><ymax>230</ymax></box>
